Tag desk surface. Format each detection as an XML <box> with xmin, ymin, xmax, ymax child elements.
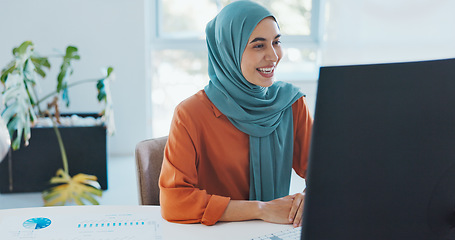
<box><xmin>0</xmin><ymin>205</ymin><xmax>294</xmax><ymax>240</ymax></box>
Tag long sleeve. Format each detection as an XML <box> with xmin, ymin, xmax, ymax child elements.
<box><xmin>292</xmin><ymin>97</ymin><xmax>313</xmax><ymax>178</ymax></box>
<box><xmin>159</xmin><ymin>102</ymin><xmax>231</xmax><ymax>226</ymax></box>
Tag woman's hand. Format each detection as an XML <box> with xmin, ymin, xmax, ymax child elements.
<box><xmin>258</xmin><ymin>193</ymin><xmax>305</xmax><ymax>226</ymax></box>
<box><xmin>219</xmin><ymin>193</ymin><xmax>305</xmax><ymax>226</ymax></box>
<box><xmin>288</xmin><ymin>192</ymin><xmax>305</xmax><ymax>227</ymax></box>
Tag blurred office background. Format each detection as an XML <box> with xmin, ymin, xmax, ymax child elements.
<box><xmin>0</xmin><ymin>0</ymin><xmax>454</xmax><ymax>208</ymax></box>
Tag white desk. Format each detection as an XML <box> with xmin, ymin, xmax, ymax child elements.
<box><xmin>0</xmin><ymin>205</ymin><xmax>294</xmax><ymax>240</ymax></box>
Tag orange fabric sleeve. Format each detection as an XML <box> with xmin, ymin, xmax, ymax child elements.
<box><xmin>159</xmin><ymin>102</ymin><xmax>231</xmax><ymax>226</ymax></box>
<box><xmin>292</xmin><ymin>97</ymin><xmax>314</xmax><ymax>179</ymax></box>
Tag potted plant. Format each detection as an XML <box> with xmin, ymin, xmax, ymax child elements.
<box><xmin>0</xmin><ymin>41</ymin><xmax>115</xmax><ymax>206</ymax></box>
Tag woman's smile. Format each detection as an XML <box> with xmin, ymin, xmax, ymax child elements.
<box><xmin>256</xmin><ymin>65</ymin><xmax>275</xmax><ymax>78</ymax></box>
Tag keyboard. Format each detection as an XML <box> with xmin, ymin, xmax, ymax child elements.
<box><xmin>251</xmin><ymin>226</ymin><xmax>301</xmax><ymax>240</ymax></box>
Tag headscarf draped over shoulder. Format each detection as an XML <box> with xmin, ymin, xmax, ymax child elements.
<box><xmin>204</xmin><ymin>0</ymin><xmax>304</xmax><ymax>201</ymax></box>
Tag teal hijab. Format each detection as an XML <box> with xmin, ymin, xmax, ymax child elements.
<box><xmin>204</xmin><ymin>0</ymin><xmax>304</xmax><ymax>201</ymax></box>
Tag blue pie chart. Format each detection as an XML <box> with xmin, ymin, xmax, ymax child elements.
<box><xmin>23</xmin><ymin>217</ymin><xmax>52</xmax><ymax>230</ymax></box>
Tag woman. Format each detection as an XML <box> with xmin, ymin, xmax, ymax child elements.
<box><xmin>159</xmin><ymin>0</ymin><xmax>313</xmax><ymax>227</ymax></box>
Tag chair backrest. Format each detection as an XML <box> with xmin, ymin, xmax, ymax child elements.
<box><xmin>135</xmin><ymin>136</ymin><xmax>168</xmax><ymax>205</ymax></box>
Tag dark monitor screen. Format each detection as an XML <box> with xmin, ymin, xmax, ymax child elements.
<box><xmin>302</xmin><ymin>58</ymin><xmax>455</xmax><ymax>240</ymax></box>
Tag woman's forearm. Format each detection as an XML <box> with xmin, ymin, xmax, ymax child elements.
<box><xmin>219</xmin><ymin>195</ymin><xmax>298</xmax><ymax>224</ymax></box>
<box><xmin>219</xmin><ymin>200</ymin><xmax>262</xmax><ymax>222</ymax></box>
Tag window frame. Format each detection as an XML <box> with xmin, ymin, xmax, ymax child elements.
<box><xmin>150</xmin><ymin>0</ymin><xmax>322</xmax><ymax>52</ymax></box>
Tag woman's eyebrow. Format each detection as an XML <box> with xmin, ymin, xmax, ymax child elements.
<box><xmin>249</xmin><ymin>37</ymin><xmax>266</xmax><ymax>43</ymax></box>
<box><xmin>249</xmin><ymin>34</ymin><xmax>282</xmax><ymax>44</ymax></box>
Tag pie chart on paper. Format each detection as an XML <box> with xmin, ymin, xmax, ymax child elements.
<box><xmin>23</xmin><ymin>217</ymin><xmax>52</xmax><ymax>230</ymax></box>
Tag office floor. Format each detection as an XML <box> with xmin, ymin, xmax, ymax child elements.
<box><xmin>0</xmin><ymin>156</ymin><xmax>305</xmax><ymax>209</ymax></box>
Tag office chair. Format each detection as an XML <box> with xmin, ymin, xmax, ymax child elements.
<box><xmin>135</xmin><ymin>136</ymin><xmax>168</xmax><ymax>205</ymax></box>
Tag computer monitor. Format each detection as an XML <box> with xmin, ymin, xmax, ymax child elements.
<box><xmin>301</xmin><ymin>58</ymin><xmax>455</xmax><ymax>240</ymax></box>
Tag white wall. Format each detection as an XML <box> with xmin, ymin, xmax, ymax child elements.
<box><xmin>321</xmin><ymin>0</ymin><xmax>455</xmax><ymax>65</ymax></box>
<box><xmin>294</xmin><ymin>0</ymin><xmax>455</xmax><ymax>114</ymax></box>
<box><xmin>2</xmin><ymin>0</ymin><xmax>454</xmax><ymax>156</ymax></box>
<box><xmin>0</xmin><ymin>0</ymin><xmax>150</xmax><ymax>156</ymax></box>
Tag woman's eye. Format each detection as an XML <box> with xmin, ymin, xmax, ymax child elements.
<box><xmin>273</xmin><ymin>40</ymin><xmax>281</xmax><ymax>45</ymax></box>
<box><xmin>253</xmin><ymin>44</ymin><xmax>264</xmax><ymax>49</ymax></box>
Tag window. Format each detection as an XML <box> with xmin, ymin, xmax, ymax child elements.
<box><xmin>150</xmin><ymin>0</ymin><xmax>321</xmax><ymax>137</ymax></box>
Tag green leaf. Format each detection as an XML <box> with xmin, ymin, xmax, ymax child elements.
<box><xmin>33</xmin><ymin>66</ymin><xmax>46</xmax><ymax>79</ymax></box>
<box><xmin>24</xmin><ymin>78</ymin><xmax>38</xmax><ymax>106</ymax></box>
<box><xmin>1</xmin><ymin>102</ymin><xmax>18</xmax><ymax>125</ymax></box>
<box><xmin>42</xmin><ymin>189</ymin><xmax>61</xmax><ymax>201</ymax></box>
<box><xmin>96</xmin><ymin>67</ymin><xmax>115</xmax><ymax>136</ymax></box>
<box><xmin>96</xmin><ymin>66</ymin><xmax>114</xmax><ymax>102</ymax></box>
<box><xmin>23</xmin><ymin>59</ymin><xmax>36</xmax><ymax>82</ymax></box>
<box><xmin>106</xmin><ymin>66</ymin><xmax>113</xmax><ymax>76</ymax></box>
<box><xmin>57</xmin><ymin>46</ymin><xmax>80</xmax><ymax>107</ymax></box>
<box><xmin>9</xmin><ymin>118</ymin><xmax>23</xmax><ymax>150</ymax></box>
<box><xmin>73</xmin><ymin>195</ymin><xmax>84</xmax><ymax>205</ymax></box>
<box><xmin>81</xmin><ymin>192</ymin><xmax>100</xmax><ymax>205</ymax></box>
<box><xmin>31</xmin><ymin>56</ymin><xmax>51</xmax><ymax>78</ymax></box>
<box><xmin>12</xmin><ymin>41</ymin><xmax>33</xmax><ymax>56</ymax></box>
<box><xmin>96</xmin><ymin>79</ymin><xmax>106</xmax><ymax>102</ymax></box>
<box><xmin>42</xmin><ymin>170</ymin><xmax>103</xmax><ymax>206</ymax></box>
<box><xmin>65</xmin><ymin>46</ymin><xmax>80</xmax><ymax>60</ymax></box>
<box><xmin>0</xmin><ymin>60</ymin><xmax>16</xmax><ymax>84</ymax></box>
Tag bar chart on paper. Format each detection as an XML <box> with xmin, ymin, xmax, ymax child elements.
<box><xmin>0</xmin><ymin>209</ymin><xmax>162</xmax><ymax>240</ymax></box>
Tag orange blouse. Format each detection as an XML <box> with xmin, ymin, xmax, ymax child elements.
<box><xmin>159</xmin><ymin>90</ymin><xmax>313</xmax><ymax>226</ymax></box>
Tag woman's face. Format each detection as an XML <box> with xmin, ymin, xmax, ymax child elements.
<box><xmin>241</xmin><ymin>17</ymin><xmax>283</xmax><ymax>88</ymax></box>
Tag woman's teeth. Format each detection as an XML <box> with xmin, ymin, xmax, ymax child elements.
<box><xmin>257</xmin><ymin>67</ymin><xmax>274</xmax><ymax>74</ymax></box>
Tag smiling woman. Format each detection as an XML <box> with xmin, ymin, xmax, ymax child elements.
<box><xmin>150</xmin><ymin>0</ymin><xmax>320</xmax><ymax>137</ymax></box>
<box><xmin>158</xmin><ymin>0</ymin><xmax>313</xmax><ymax>227</ymax></box>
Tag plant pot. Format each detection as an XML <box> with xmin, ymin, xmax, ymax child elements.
<box><xmin>0</xmin><ymin>114</ymin><xmax>108</xmax><ymax>193</ymax></box>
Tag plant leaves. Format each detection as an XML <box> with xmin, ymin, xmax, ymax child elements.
<box><xmin>0</xmin><ymin>41</ymin><xmax>50</xmax><ymax>150</ymax></box>
<box><xmin>96</xmin><ymin>79</ymin><xmax>106</xmax><ymax>101</ymax></box>
<box><xmin>96</xmin><ymin>67</ymin><xmax>115</xmax><ymax>136</ymax></box>
<box><xmin>57</xmin><ymin>46</ymin><xmax>80</xmax><ymax>107</ymax></box>
<box><xmin>23</xmin><ymin>59</ymin><xmax>37</xmax><ymax>84</ymax></box>
<box><xmin>1</xmin><ymin>73</ymin><xmax>36</xmax><ymax>149</ymax></box>
<box><xmin>0</xmin><ymin>60</ymin><xmax>16</xmax><ymax>84</ymax></box>
<box><xmin>30</xmin><ymin>56</ymin><xmax>51</xmax><ymax>78</ymax></box>
<box><xmin>42</xmin><ymin>169</ymin><xmax>102</xmax><ymax>206</ymax></box>
<box><xmin>12</xmin><ymin>41</ymin><xmax>33</xmax><ymax>56</ymax></box>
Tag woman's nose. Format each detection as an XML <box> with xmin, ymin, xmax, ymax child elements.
<box><xmin>265</xmin><ymin>45</ymin><xmax>279</xmax><ymax>62</ymax></box>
